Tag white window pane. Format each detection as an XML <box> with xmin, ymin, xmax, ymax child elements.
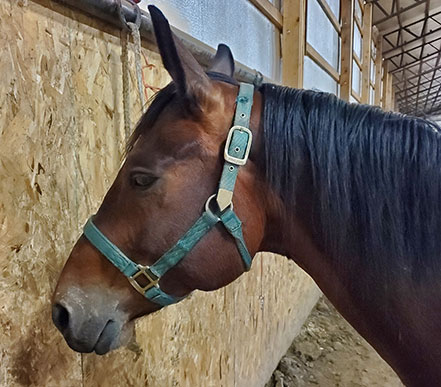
<box><xmin>349</xmin><ymin>95</ymin><xmax>358</xmax><ymax>104</ymax></box>
<box><xmin>353</xmin><ymin>23</ymin><xmax>362</xmax><ymax>60</ymax></box>
<box><xmin>370</xmin><ymin>86</ymin><xmax>375</xmax><ymax>104</ymax></box>
<box><xmin>304</xmin><ymin>56</ymin><xmax>338</xmax><ymax>95</ymax></box>
<box><xmin>352</xmin><ymin>60</ymin><xmax>361</xmax><ymax>95</ymax></box>
<box><xmin>307</xmin><ymin>0</ymin><xmax>340</xmax><ymax>70</ymax></box>
<box><xmin>325</xmin><ymin>0</ymin><xmax>340</xmax><ymax>19</ymax></box>
<box><xmin>370</xmin><ymin>58</ymin><xmax>375</xmax><ymax>83</ymax></box>
<box><xmin>142</xmin><ymin>0</ymin><xmax>280</xmax><ymax>80</ymax></box>
<box><xmin>371</xmin><ymin>41</ymin><xmax>376</xmax><ymax>59</ymax></box>
<box><xmin>355</xmin><ymin>0</ymin><xmax>363</xmax><ymax>23</ymax></box>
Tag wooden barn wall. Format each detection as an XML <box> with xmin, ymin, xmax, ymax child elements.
<box><xmin>0</xmin><ymin>1</ymin><xmax>321</xmax><ymax>386</ymax></box>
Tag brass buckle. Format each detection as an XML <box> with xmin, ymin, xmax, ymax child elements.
<box><xmin>224</xmin><ymin>126</ymin><xmax>253</xmax><ymax>166</ymax></box>
<box><xmin>128</xmin><ymin>265</ymin><xmax>159</xmax><ymax>295</ymax></box>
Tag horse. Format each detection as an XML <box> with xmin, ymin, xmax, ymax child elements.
<box><xmin>52</xmin><ymin>6</ymin><xmax>441</xmax><ymax>386</ymax></box>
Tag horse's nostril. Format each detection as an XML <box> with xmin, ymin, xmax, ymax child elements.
<box><xmin>52</xmin><ymin>303</ymin><xmax>70</xmax><ymax>332</ymax></box>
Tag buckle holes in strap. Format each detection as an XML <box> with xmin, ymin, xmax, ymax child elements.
<box><xmin>229</xmin><ymin>166</ymin><xmax>235</xmax><ymax>172</ymax></box>
<box><xmin>234</xmin><ymin>147</ymin><xmax>240</xmax><ymax>153</ymax></box>
<box><xmin>240</xmin><ymin>113</ymin><xmax>246</xmax><ymax>118</ymax></box>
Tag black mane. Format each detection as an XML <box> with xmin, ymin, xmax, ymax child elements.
<box><xmin>128</xmin><ymin>77</ymin><xmax>441</xmax><ymax>287</ymax></box>
<box><xmin>260</xmin><ymin>83</ymin><xmax>441</xmax><ymax>285</ymax></box>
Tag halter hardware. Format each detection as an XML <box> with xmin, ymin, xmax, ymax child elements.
<box><xmin>224</xmin><ymin>126</ymin><xmax>253</xmax><ymax>166</ymax></box>
<box><xmin>128</xmin><ymin>264</ymin><xmax>159</xmax><ymax>294</ymax></box>
<box><xmin>83</xmin><ymin>83</ymin><xmax>255</xmax><ymax>307</ymax></box>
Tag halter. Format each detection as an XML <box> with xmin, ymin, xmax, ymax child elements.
<box><xmin>83</xmin><ymin>83</ymin><xmax>254</xmax><ymax>307</ymax></box>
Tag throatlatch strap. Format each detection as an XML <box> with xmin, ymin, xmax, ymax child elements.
<box><xmin>220</xmin><ymin>209</ymin><xmax>252</xmax><ymax>270</ymax></box>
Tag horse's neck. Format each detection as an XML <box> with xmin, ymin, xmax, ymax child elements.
<box><xmin>262</xmin><ymin>203</ymin><xmax>441</xmax><ymax>386</ymax></box>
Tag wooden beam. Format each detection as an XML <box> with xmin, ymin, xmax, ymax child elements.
<box><xmin>353</xmin><ymin>52</ymin><xmax>362</xmax><ymax>69</ymax></box>
<box><xmin>248</xmin><ymin>0</ymin><xmax>283</xmax><ymax>30</ymax></box>
<box><xmin>382</xmin><ymin>62</ymin><xmax>388</xmax><ymax>109</ymax></box>
<box><xmin>383</xmin><ymin>63</ymin><xmax>393</xmax><ymax>110</ymax></box>
<box><xmin>361</xmin><ymin>3</ymin><xmax>373</xmax><ymax>104</ymax></box>
<box><xmin>316</xmin><ymin>0</ymin><xmax>341</xmax><ymax>34</ymax></box>
<box><xmin>354</xmin><ymin>15</ymin><xmax>363</xmax><ymax>36</ymax></box>
<box><xmin>340</xmin><ymin>0</ymin><xmax>354</xmax><ymax>101</ymax></box>
<box><xmin>306</xmin><ymin>43</ymin><xmax>340</xmax><ymax>82</ymax></box>
<box><xmin>282</xmin><ymin>0</ymin><xmax>306</xmax><ymax>88</ymax></box>
<box><xmin>374</xmin><ymin>34</ymin><xmax>383</xmax><ymax>106</ymax></box>
<box><xmin>352</xmin><ymin>91</ymin><xmax>362</xmax><ymax>103</ymax></box>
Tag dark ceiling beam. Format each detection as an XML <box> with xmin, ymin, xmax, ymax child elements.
<box><xmin>381</xmin><ymin>9</ymin><xmax>441</xmax><ymax>37</ymax></box>
<box><xmin>396</xmin><ymin>74</ymin><xmax>441</xmax><ymax>97</ymax></box>
<box><xmin>396</xmin><ymin>80</ymin><xmax>441</xmax><ymax>101</ymax></box>
<box><xmin>383</xmin><ymin>26</ymin><xmax>441</xmax><ymax>56</ymax></box>
<box><xmin>414</xmin><ymin>0</ymin><xmax>430</xmax><ymax>113</ymax></box>
<box><xmin>395</xmin><ymin>0</ymin><xmax>409</xmax><ymax>104</ymax></box>
<box><xmin>373</xmin><ymin>0</ymin><xmax>426</xmax><ymax>25</ymax></box>
<box><xmin>385</xmin><ymin>35</ymin><xmax>441</xmax><ymax>60</ymax></box>
<box><xmin>428</xmin><ymin>81</ymin><xmax>441</xmax><ymax>112</ymax></box>
<box><xmin>423</xmin><ymin>37</ymin><xmax>441</xmax><ymax>109</ymax></box>
<box><xmin>394</xmin><ymin>61</ymin><xmax>441</xmax><ymax>86</ymax></box>
<box><xmin>390</xmin><ymin>50</ymin><xmax>440</xmax><ymax>73</ymax></box>
<box><xmin>423</xmin><ymin>102</ymin><xmax>441</xmax><ymax>115</ymax></box>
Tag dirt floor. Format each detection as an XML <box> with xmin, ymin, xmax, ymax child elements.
<box><xmin>265</xmin><ymin>297</ymin><xmax>404</xmax><ymax>387</ymax></box>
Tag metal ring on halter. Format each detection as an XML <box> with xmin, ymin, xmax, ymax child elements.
<box><xmin>118</xmin><ymin>0</ymin><xmax>142</xmax><ymax>30</ymax></box>
<box><xmin>205</xmin><ymin>194</ymin><xmax>233</xmax><ymax>221</ymax></box>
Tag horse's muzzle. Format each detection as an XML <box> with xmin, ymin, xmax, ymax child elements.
<box><xmin>52</xmin><ymin>287</ymin><xmax>130</xmax><ymax>354</ymax></box>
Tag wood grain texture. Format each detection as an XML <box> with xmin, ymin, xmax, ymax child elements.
<box><xmin>0</xmin><ymin>1</ymin><xmax>320</xmax><ymax>386</ymax></box>
<box><xmin>282</xmin><ymin>0</ymin><xmax>306</xmax><ymax>88</ymax></box>
<box><xmin>374</xmin><ymin>34</ymin><xmax>383</xmax><ymax>107</ymax></box>
<box><xmin>340</xmin><ymin>0</ymin><xmax>354</xmax><ymax>101</ymax></box>
<box><xmin>361</xmin><ymin>3</ymin><xmax>373</xmax><ymax>104</ymax></box>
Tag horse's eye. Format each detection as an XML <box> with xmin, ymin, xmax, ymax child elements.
<box><xmin>130</xmin><ymin>173</ymin><xmax>157</xmax><ymax>189</ymax></box>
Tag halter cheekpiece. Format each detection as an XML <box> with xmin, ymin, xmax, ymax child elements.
<box><xmin>83</xmin><ymin>83</ymin><xmax>254</xmax><ymax>307</ymax></box>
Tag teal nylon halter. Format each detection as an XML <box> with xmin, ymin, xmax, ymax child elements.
<box><xmin>83</xmin><ymin>83</ymin><xmax>255</xmax><ymax>307</ymax></box>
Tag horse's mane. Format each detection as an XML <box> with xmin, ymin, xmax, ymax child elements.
<box><xmin>260</xmin><ymin>83</ymin><xmax>441</xmax><ymax>286</ymax></box>
<box><xmin>128</xmin><ymin>76</ymin><xmax>441</xmax><ymax>287</ymax></box>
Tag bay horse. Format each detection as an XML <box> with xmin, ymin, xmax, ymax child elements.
<box><xmin>52</xmin><ymin>6</ymin><xmax>441</xmax><ymax>386</ymax></box>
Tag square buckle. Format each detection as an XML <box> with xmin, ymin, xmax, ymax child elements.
<box><xmin>224</xmin><ymin>126</ymin><xmax>253</xmax><ymax>166</ymax></box>
<box><xmin>128</xmin><ymin>265</ymin><xmax>159</xmax><ymax>295</ymax></box>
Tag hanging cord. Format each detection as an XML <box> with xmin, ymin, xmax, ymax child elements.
<box><xmin>127</xmin><ymin>21</ymin><xmax>146</xmax><ymax>113</ymax></box>
<box><xmin>121</xmin><ymin>30</ymin><xmax>131</xmax><ymax>140</ymax></box>
<box><xmin>119</xmin><ymin>1</ymin><xmax>145</xmax><ymax>140</ymax></box>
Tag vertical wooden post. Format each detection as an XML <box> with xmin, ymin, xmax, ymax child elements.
<box><xmin>374</xmin><ymin>33</ymin><xmax>383</xmax><ymax>106</ymax></box>
<box><xmin>382</xmin><ymin>62</ymin><xmax>388</xmax><ymax>109</ymax></box>
<box><xmin>282</xmin><ymin>0</ymin><xmax>306</xmax><ymax>88</ymax></box>
<box><xmin>382</xmin><ymin>62</ymin><xmax>393</xmax><ymax>110</ymax></box>
<box><xmin>361</xmin><ymin>3</ymin><xmax>372</xmax><ymax>104</ymax></box>
<box><xmin>340</xmin><ymin>0</ymin><xmax>354</xmax><ymax>101</ymax></box>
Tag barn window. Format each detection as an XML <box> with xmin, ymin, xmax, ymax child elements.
<box><xmin>303</xmin><ymin>0</ymin><xmax>341</xmax><ymax>95</ymax></box>
<box><xmin>142</xmin><ymin>0</ymin><xmax>281</xmax><ymax>80</ymax></box>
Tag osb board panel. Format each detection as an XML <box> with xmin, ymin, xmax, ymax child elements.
<box><xmin>0</xmin><ymin>1</ymin><xmax>321</xmax><ymax>386</ymax></box>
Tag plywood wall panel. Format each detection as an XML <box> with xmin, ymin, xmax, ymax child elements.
<box><xmin>0</xmin><ymin>1</ymin><xmax>320</xmax><ymax>386</ymax></box>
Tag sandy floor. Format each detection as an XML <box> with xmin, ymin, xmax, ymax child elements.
<box><xmin>265</xmin><ymin>297</ymin><xmax>404</xmax><ymax>387</ymax></box>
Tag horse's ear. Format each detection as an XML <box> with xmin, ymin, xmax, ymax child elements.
<box><xmin>148</xmin><ymin>5</ymin><xmax>210</xmax><ymax>100</ymax></box>
<box><xmin>209</xmin><ymin>44</ymin><xmax>235</xmax><ymax>77</ymax></box>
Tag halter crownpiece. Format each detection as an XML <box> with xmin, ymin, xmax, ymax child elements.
<box><xmin>83</xmin><ymin>82</ymin><xmax>254</xmax><ymax>307</ymax></box>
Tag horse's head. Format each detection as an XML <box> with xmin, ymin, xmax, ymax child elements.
<box><xmin>52</xmin><ymin>6</ymin><xmax>268</xmax><ymax>355</ymax></box>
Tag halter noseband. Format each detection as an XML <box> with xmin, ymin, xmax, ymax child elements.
<box><xmin>83</xmin><ymin>83</ymin><xmax>254</xmax><ymax>307</ymax></box>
